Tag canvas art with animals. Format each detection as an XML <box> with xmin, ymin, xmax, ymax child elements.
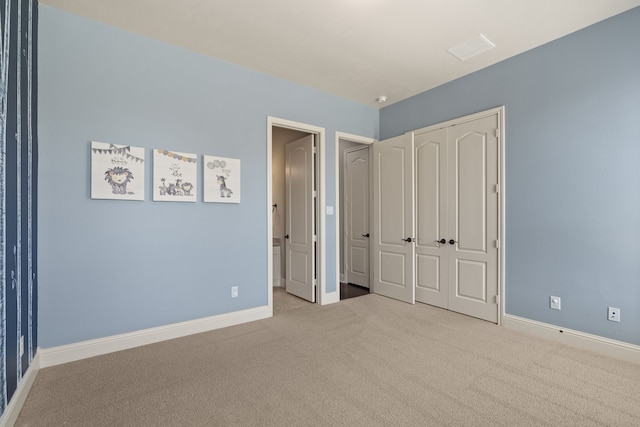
<box><xmin>91</xmin><ymin>142</ymin><xmax>145</xmax><ymax>200</ymax></box>
<box><xmin>204</xmin><ymin>155</ymin><xmax>241</xmax><ymax>203</ymax></box>
<box><xmin>153</xmin><ymin>149</ymin><xmax>197</xmax><ymax>202</ymax></box>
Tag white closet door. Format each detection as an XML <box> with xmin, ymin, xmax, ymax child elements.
<box><xmin>372</xmin><ymin>133</ymin><xmax>415</xmax><ymax>304</ymax></box>
<box><xmin>371</xmin><ymin>111</ymin><xmax>500</xmax><ymax>321</ymax></box>
<box><xmin>447</xmin><ymin>115</ymin><xmax>499</xmax><ymax>322</ymax></box>
<box><xmin>414</xmin><ymin>127</ymin><xmax>449</xmax><ymax>308</ymax></box>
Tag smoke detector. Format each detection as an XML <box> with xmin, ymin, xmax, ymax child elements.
<box><xmin>376</xmin><ymin>96</ymin><xmax>387</xmax><ymax>103</ymax></box>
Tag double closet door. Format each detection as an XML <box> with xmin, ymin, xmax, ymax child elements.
<box><xmin>373</xmin><ymin>111</ymin><xmax>500</xmax><ymax>323</ymax></box>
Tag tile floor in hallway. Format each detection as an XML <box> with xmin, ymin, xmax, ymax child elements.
<box><xmin>340</xmin><ymin>282</ymin><xmax>370</xmax><ymax>300</ymax></box>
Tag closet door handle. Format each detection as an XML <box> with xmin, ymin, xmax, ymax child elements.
<box><xmin>284</xmin><ymin>234</ymin><xmax>289</xmax><ymax>239</ymax></box>
<box><xmin>434</xmin><ymin>239</ymin><xmax>446</xmax><ymax>244</ymax></box>
<box><xmin>362</xmin><ymin>233</ymin><xmax>370</xmax><ymax>238</ymax></box>
<box><xmin>402</xmin><ymin>237</ymin><xmax>413</xmax><ymax>243</ymax></box>
<box><xmin>449</xmin><ymin>239</ymin><xmax>458</xmax><ymax>245</ymax></box>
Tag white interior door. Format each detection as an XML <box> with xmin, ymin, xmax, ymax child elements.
<box><xmin>285</xmin><ymin>135</ymin><xmax>316</xmax><ymax>302</ymax></box>
<box><xmin>414</xmin><ymin>127</ymin><xmax>448</xmax><ymax>308</ymax></box>
<box><xmin>372</xmin><ymin>133</ymin><xmax>415</xmax><ymax>304</ymax></box>
<box><xmin>345</xmin><ymin>146</ymin><xmax>370</xmax><ymax>288</ymax></box>
<box><xmin>413</xmin><ymin>114</ymin><xmax>499</xmax><ymax>322</ymax></box>
<box><xmin>447</xmin><ymin>115</ymin><xmax>499</xmax><ymax>322</ymax></box>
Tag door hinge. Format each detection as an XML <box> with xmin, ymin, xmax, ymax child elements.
<box><xmin>313</xmin><ymin>147</ymin><xmax>317</xmax><ymax>154</ymax></box>
<box><xmin>495</xmin><ymin>239</ymin><xmax>500</xmax><ymax>249</ymax></box>
<box><xmin>494</xmin><ymin>129</ymin><xmax>500</xmax><ymax>138</ymax></box>
<box><xmin>313</xmin><ymin>190</ymin><xmax>317</xmax><ymax>198</ymax></box>
<box><xmin>313</xmin><ymin>235</ymin><xmax>317</xmax><ymax>242</ymax></box>
<box><xmin>495</xmin><ymin>184</ymin><xmax>500</xmax><ymax>194</ymax></box>
<box><xmin>494</xmin><ymin>295</ymin><xmax>499</xmax><ymax>304</ymax></box>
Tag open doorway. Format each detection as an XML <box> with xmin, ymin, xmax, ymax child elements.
<box><xmin>335</xmin><ymin>132</ymin><xmax>376</xmax><ymax>300</ymax></box>
<box><xmin>271</xmin><ymin>126</ymin><xmax>313</xmax><ymax>307</ymax></box>
<box><xmin>268</xmin><ymin>117</ymin><xmax>330</xmax><ymax>315</ymax></box>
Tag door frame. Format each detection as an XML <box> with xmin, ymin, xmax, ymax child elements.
<box><xmin>335</xmin><ymin>132</ymin><xmax>376</xmax><ymax>296</ymax></box>
<box><xmin>411</xmin><ymin>106</ymin><xmax>505</xmax><ymax>324</ymax></box>
<box><xmin>267</xmin><ymin>117</ymin><xmax>327</xmax><ymax>313</ymax></box>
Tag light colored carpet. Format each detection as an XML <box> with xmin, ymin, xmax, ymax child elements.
<box><xmin>16</xmin><ymin>288</ymin><xmax>640</xmax><ymax>426</ymax></box>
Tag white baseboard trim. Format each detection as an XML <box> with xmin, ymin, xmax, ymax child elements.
<box><xmin>39</xmin><ymin>305</ymin><xmax>271</xmax><ymax>368</ymax></box>
<box><xmin>0</xmin><ymin>352</ymin><xmax>40</xmax><ymax>427</ymax></box>
<box><xmin>503</xmin><ymin>314</ymin><xmax>640</xmax><ymax>364</ymax></box>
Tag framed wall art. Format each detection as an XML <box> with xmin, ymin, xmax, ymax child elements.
<box><xmin>91</xmin><ymin>141</ymin><xmax>145</xmax><ymax>200</ymax></box>
<box><xmin>203</xmin><ymin>155</ymin><xmax>241</xmax><ymax>203</ymax></box>
<box><xmin>153</xmin><ymin>149</ymin><xmax>197</xmax><ymax>202</ymax></box>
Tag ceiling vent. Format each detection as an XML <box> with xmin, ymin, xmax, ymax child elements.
<box><xmin>448</xmin><ymin>34</ymin><xmax>495</xmax><ymax>61</ymax></box>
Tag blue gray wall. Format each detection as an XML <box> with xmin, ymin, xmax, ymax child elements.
<box><xmin>1</xmin><ymin>0</ymin><xmax>38</xmax><ymax>418</ymax></box>
<box><xmin>380</xmin><ymin>8</ymin><xmax>640</xmax><ymax>345</ymax></box>
<box><xmin>38</xmin><ymin>6</ymin><xmax>378</xmax><ymax>348</ymax></box>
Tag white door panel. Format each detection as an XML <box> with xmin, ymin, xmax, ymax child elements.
<box><xmin>379</xmin><ymin>149</ymin><xmax>406</xmax><ymax>242</ymax></box>
<box><xmin>448</xmin><ymin>115</ymin><xmax>499</xmax><ymax>322</ymax></box>
<box><xmin>286</xmin><ymin>135</ymin><xmax>316</xmax><ymax>302</ymax></box>
<box><xmin>455</xmin><ymin>132</ymin><xmax>488</xmax><ymax>253</ymax></box>
<box><xmin>373</xmin><ymin>134</ymin><xmax>414</xmax><ymax>304</ymax></box>
<box><xmin>345</xmin><ymin>147</ymin><xmax>370</xmax><ymax>288</ymax></box>
<box><xmin>415</xmin><ymin>127</ymin><xmax>448</xmax><ymax>308</ymax></box>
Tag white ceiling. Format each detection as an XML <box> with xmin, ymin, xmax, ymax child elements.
<box><xmin>41</xmin><ymin>0</ymin><xmax>640</xmax><ymax>108</ymax></box>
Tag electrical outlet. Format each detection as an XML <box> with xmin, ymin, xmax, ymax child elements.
<box><xmin>19</xmin><ymin>335</ymin><xmax>24</xmax><ymax>357</ymax></box>
<box><xmin>608</xmin><ymin>307</ymin><xmax>620</xmax><ymax>322</ymax></box>
<box><xmin>549</xmin><ymin>296</ymin><xmax>561</xmax><ymax>310</ymax></box>
<box><xmin>231</xmin><ymin>286</ymin><xmax>239</xmax><ymax>298</ymax></box>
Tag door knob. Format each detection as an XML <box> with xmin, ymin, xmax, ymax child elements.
<box><xmin>434</xmin><ymin>239</ymin><xmax>446</xmax><ymax>244</ymax></box>
<box><xmin>449</xmin><ymin>239</ymin><xmax>458</xmax><ymax>245</ymax></box>
<box><xmin>402</xmin><ymin>237</ymin><xmax>413</xmax><ymax>243</ymax></box>
<box><xmin>284</xmin><ymin>234</ymin><xmax>289</xmax><ymax>239</ymax></box>
<box><xmin>362</xmin><ymin>233</ymin><xmax>370</xmax><ymax>238</ymax></box>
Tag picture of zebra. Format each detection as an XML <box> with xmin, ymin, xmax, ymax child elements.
<box><xmin>203</xmin><ymin>155</ymin><xmax>240</xmax><ymax>203</ymax></box>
